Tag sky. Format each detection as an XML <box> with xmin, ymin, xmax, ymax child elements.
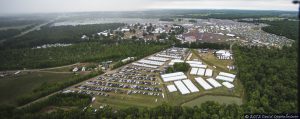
<box><xmin>0</xmin><ymin>0</ymin><xmax>298</xmax><ymax>15</ymax></box>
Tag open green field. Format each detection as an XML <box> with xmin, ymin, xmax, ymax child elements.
<box><xmin>0</xmin><ymin>71</ymin><xmax>76</xmax><ymax>105</ymax></box>
<box><xmin>92</xmin><ymin>94</ymin><xmax>165</xmax><ymax>109</ymax></box>
<box><xmin>182</xmin><ymin>95</ymin><xmax>243</xmax><ymax>107</ymax></box>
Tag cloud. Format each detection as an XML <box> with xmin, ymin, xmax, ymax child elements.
<box><xmin>0</xmin><ymin>0</ymin><xmax>297</xmax><ymax>15</ymax></box>
<box><xmin>146</xmin><ymin>0</ymin><xmax>297</xmax><ymax>11</ymax></box>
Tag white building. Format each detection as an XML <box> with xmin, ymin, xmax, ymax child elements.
<box><xmin>215</xmin><ymin>50</ymin><xmax>233</xmax><ymax>60</ymax></box>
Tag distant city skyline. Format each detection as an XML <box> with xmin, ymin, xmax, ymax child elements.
<box><xmin>0</xmin><ymin>0</ymin><xmax>298</xmax><ymax>15</ymax></box>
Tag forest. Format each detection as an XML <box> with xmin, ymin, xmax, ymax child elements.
<box><xmin>233</xmin><ymin>44</ymin><xmax>298</xmax><ymax>113</ymax></box>
<box><xmin>261</xmin><ymin>20</ymin><xmax>298</xmax><ymax>41</ymax></box>
<box><xmin>0</xmin><ymin>23</ymin><xmax>124</xmax><ymax>49</ymax></box>
<box><xmin>0</xmin><ymin>41</ymin><xmax>169</xmax><ymax>70</ymax></box>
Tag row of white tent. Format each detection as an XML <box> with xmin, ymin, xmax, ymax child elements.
<box><xmin>190</xmin><ymin>68</ymin><xmax>213</xmax><ymax>77</ymax></box>
<box><xmin>168</xmin><ymin>77</ymin><xmax>235</xmax><ymax>95</ymax></box>
<box><xmin>137</xmin><ymin>59</ymin><xmax>165</xmax><ymax>66</ymax></box>
<box><xmin>195</xmin><ymin>77</ymin><xmax>234</xmax><ymax>90</ymax></box>
<box><xmin>186</xmin><ymin>61</ymin><xmax>207</xmax><ymax>68</ymax></box>
<box><xmin>132</xmin><ymin>63</ymin><xmax>158</xmax><ymax>68</ymax></box>
<box><xmin>156</xmin><ymin>54</ymin><xmax>181</xmax><ymax>59</ymax></box>
<box><xmin>148</xmin><ymin>56</ymin><xmax>169</xmax><ymax>62</ymax></box>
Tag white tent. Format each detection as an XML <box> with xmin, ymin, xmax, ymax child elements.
<box><xmin>219</xmin><ymin>72</ymin><xmax>236</xmax><ymax>79</ymax></box>
<box><xmin>174</xmin><ymin>81</ymin><xmax>190</xmax><ymax>94</ymax></box>
<box><xmin>132</xmin><ymin>63</ymin><xmax>158</xmax><ymax>68</ymax></box>
<box><xmin>216</xmin><ymin>75</ymin><xmax>234</xmax><ymax>82</ymax></box>
<box><xmin>161</xmin><ymin>72</ymin><xmax>187</xmax><ymax>82</ymax></box>
<box><xmin>189</xmin><ymin>64</ymin><xmax>207</xmax><ymax>68</ymax></box>
<box><xmin>138</xmin><ymin>59</ymin><xmax>165</xmax><ymax>66</ymax></box>
<box><xmin>190</xmin><ymin>68</ymin><xmax>198</xmax><ymax>75</ymax></box>
<box><xmin>195</xmin><ymin>77</ymin><xmax>213</xmax><ymax>90</ymax></box>
<box><xmin>222</xmin><ymin>82</ymin><xmax>234</xmax><ymax>89</ymax></box>
<box><xmin>148</xmin><ymin>56</ymin><xmax>169</xmax><ymax>62</ymax></box>
<box><xmin>182</xmin><ymin>79</ymin><xmax>199</xmax><ymax>92</ymax></box>
<box><xmin>206</xmin><ymin>78</ymin><xmax>222</xmax><ymax>88</ymax></box>
<box><xmin>167</xmin><ymin>85</ymin><xmax>178</xmax><ymax>92</ymax></box>
<box><xmin>205</xmin><ymin>69</ymin><xmax>213</xmax><ymax>77</ymax></box>
<box><xmin>197</xmin><ymin>68</ymin><xmax>206</xmax><ymax>76</ymax></box>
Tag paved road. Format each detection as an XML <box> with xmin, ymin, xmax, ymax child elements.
<box><xmin>0</xmin><ymin>63</ymin><xmax>80</xmax><ymax>73</ymax></box>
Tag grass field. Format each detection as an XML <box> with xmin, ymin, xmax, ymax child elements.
<box><xmin>92</xmin><ymin>93</ymin><xmax>165</xmax><ymax>109</ymax></box>
<box><xmin>0</xmin><ymin>71</ymin><xmax>76</xmax><ymax>105</ymax></box>
<box><xmin>182</xmin><ymin>95</ymin><xmax>243</xmax><ymax>107</ymax></box>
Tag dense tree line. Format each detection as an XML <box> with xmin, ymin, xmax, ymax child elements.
<box><xmin>261</xmin><ymin>20</ymin><xmax>298</xmax><ymax>40</ymax></box>
<box><xmin>0</xmin><ymin>23</ymin><xmax>125</xmax><ymax>49</ymax></box>
<box><xmin>234</xmin><ymin>44</ymin><xmax>298</xmax><ymax>113</ymax></box>
<box><xmin>0</xmin><ymin>41</ymin><xmax>169</xmax><ymax>70</ymax></box>
<box><xmin>0</xmin><ymin>29</ymin><xmax>21</xmax><ymax>40</ymax></box>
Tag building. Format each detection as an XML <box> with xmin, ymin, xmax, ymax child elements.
<box><xmin>215</xmin><ymin>50</ymin><xmax>233</xmax><ymax>60</ymax></box>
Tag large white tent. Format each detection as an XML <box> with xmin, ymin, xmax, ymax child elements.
<box><xmin>189</xmin><ymin>64</ymin><xmax>207</xmax><ymax>68</ymax></box>
<box><xmin>195</xmin><ymin>77</ymin><xmax>213</xmax><ymax>90</ymax></box>
<box><xmin>216</xmin><ymin>75</ymin><xmax>234</xmax><ymax>82</ymax></box>
<box><xmin>219</xmin><ymin>72</ymin><xmax>236</xmax><ymax>79</ymax></box>
<box><xmin>138</xmin><ymin>59</ymin><xmax>165</xmax><ymax>66</ymax></box>
<box><xmin>167</xmin><ymin>85</ymin><xmax>178</xmax><ymax>92</ymax></box>
<box><xmin>148</xmin><ymin>56</ymin><xmax>169</xmax><ymax>62</ymax></box>
<box><xmin>156</xmin><ymin>54</ymin><xmax>181</xmax><ymax>59</ymax></box>
<box><xmin>182</xmin><ymin>79</ymin><xmax>199</xmax><ymax>92</ymax></box>
<box><xmin>174</xmin><ymin>81</ymin><xmax>190</xmax><ymax>95</ymax></box>
<box><xmin>206</xmin><ymin>78</ymin><xmax>222</xmax><ymax>88</ymax></box>
<box><xmin>197</xmin><ymin>68</ymin><xmax>206</xmax><ymax>76</ymax></box>
<box><xmin>190</xmin><ymin>68</ymin><xmax>198</xmax><ymax>75</ymax></box>
<box><xmin>222</xmin><ymin>82</ymin><xmax>234</xmax><ymax>89</ymax></box>
<box><xmin>186</xmin><ymin>61</ymin><xmax>202</xmax><ymax>65</ymax></box>
<box><xmin>205</xmin><ymin>69</ymin><xmax>213</xmax><ymax>77</ymax></box>
<box><xmin>161</xmin><ymin>72</ymin><xmax>187</xmax><ymax>82</ymax></box>
<box><xmin>132</xmin><ymin>63</ymin><xmax>158</xmax><ymax>68</ymax></box>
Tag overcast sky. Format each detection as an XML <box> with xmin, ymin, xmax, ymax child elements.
<box><xmin>0</xmin><ymin>0</ymin><xmax>298</xmax><ymax>15</ymax></box>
